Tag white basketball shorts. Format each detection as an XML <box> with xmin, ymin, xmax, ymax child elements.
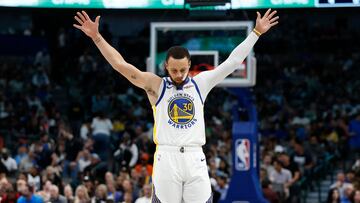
<box><xmin>151</xmin><ymin>145</ymin><xmax>212</xmax><ymax>203</ymax></box>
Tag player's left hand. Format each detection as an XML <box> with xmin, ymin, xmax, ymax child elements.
<box><xmin>254</xmin><ymin>9</ymin><xmax>279</xmax><ymax>35</ymax></box>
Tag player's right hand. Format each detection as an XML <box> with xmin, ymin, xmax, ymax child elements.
<box><xmin>255</xmin><ymin>8</ymin><xmax>279</xmax><ymax>35</ymax></box>
<box><xmin>73</xmin><ymin>11</ymin><xmax>100</xmax><ymax>40</ymax></box>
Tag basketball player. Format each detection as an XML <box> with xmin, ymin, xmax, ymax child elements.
<box><xmin>74</xmin><ymin>9</ymin><xmax>278</xmax><ymax>203</ymax></box>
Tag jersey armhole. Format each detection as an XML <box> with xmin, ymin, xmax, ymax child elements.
<box><xmin>191</xmin><ymin>78</ymin><xmax>204</xmax><ymax>105</ymax></box>
<box><xmin>155</xmin><ymin>78</ymin><xmax>166</xmax><ymax>106</ymax></box>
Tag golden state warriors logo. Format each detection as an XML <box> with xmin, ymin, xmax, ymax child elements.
<box><xmin>168</xmin><ymin>97</ymin><xmax>194</xmax><ymax>124</ymax></box>
<box><xmin>167</xmin><ymin>93</ymin><xmax>198</xmax><ymax>130</ymax></box>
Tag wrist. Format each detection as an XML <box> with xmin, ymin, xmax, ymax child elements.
<box><xmin>92</xmin><ymin>33</ymin><xmax>102</xmax><ymax>43</ymax></box>
<box><xmin>253</xmin><ymin>28</ymin><xmax>262</xmax><ymax>37</ymax></box>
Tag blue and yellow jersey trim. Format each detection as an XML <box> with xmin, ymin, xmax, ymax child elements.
<box><xmin>152</xmin><ymin>105</ymin><xmax>159</xmax><ymax>145</ymax></box>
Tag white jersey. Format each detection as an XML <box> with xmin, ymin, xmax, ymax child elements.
<box><xmin>152</xmin><ymin>77</ymin><xmax>205</xmax><ymax>146</ymax></box>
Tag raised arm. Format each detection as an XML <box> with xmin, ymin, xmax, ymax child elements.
<box><xmin>193</xmin><ymin>9</ymin><xmax>279</xmax><ymax>99</ymax></box>
<box><xmin>73</xmin><ymin>11</ymin><xmax>162</xmax><ymax>105</ymax></box>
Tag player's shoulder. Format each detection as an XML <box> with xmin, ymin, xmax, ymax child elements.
<box><xmin>191</xmin><ymin>71</ymin><xmax>210</xmax><ymax>86</ymax></box>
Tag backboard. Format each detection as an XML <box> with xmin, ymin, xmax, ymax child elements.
<box><xmin>148</xmin><ymin>21</ymin><xmax>256</xmax><ymax>87</ymax></box>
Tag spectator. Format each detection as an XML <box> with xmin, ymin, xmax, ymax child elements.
<box><xmin>0</xmin><ymin>181</ymin><xmax>19</xmax><ymax>203</ymax></box>
<box><xmin>345</xmin><ymin>170</ymin><xmax>356</xmax><ymax>184</ymax></box>
<box><xmin>113</xmin><ymin>132</ymin><xmax>139</xmax><ymax>169</ymax></box>
<box><xmin>261</xmin><ymin>153</ymin><xmax>275</xmax><ymax>176</ymax></box>
<box><xmin>49</xmin><ymin>185</ymin><xmax>67</xmax><ymax>203</ymax></box>
<box><xmin>16</xmin><ymin>179</ymin><xmax>27</xmax><ymax>196</ymax></box>
<box><xmin>269</xmin><ymin>159</ymin><xmax>292</xmax><ymax>202</ymax></box>
<box><xmin>352</xmin><ymin>158</ymin><xmax>360</xmax><ymax>172</ymax></box>
<box><xmin>262</xmin><ymin>179</ymin><xmax>279</xmax><ymax>203</ymax></box>
<box><xmin>214</xmin><ymin>174</ymin><xmax>229</xmax><ymax>201</ymax></box>
<box><xmin>76</xmin><ymin>149</ymin><xmax>92</xmax><ymax>173</ymax></box>
<box><xmin>91</xmin><ymin>184</ymin><xmax>107</xmax><ymax>203</ymax></box>
<box><xmin>106</xmin><ymin>177</ymin><xmax>122</xmax><ymax>202</ymax></box>
<box><xmin>91</xmin><ymin>112</ymin><xmax>113</xmax><ymax>160</ymax></box>
<box><xmin>27</xmin><ymin>167</ymin><xmax>41</xmax><ymax>192</ymax></box>
<box><xmin>105</xmin><ymin>171</ymin><xmax>123</xmax><ymax>202</ymax></box>
<box><xmin>83</xmin><ymin>153</ymin><xmax>107</xmax><ymax>183</ymax></box>
<box><xmin>327</xmin><ymin>188</ymin><xmax>340</xmax><ymax>203</ymax></box>
<box><xmin>349</xmin><ymin>113</ymin><xmax>360</xmax><ymax>137</ymax></box>
<box><xmin>74</xmin><ymin>185</ymin><xmax>90</xmax><ymax>203</ymax></box>
<box><xmin>17</xmin><ymin>184</ymin><xmax>43</xmax><ymax>203</ymax></box>
<box><xmin>122</xmin><ymin>179</ymin><xmax>138</xmax><ymax>201</ymax></box>
<box><xmin>36</xmin><ymin>180</ymin><xmax>52</xmax><ymax>202</ymax></box>
<box><xmin>63</xmin><ymin>184</ymin><xmax>74</xmax><ymax>203</ymax></box>
<box><xmin>350</xmin><ymin>189</ymin><xmax>360</xmax><ymax>203</ymax></box>
<box><xmin>1</xmin><ymin>148</ymin><xmax>18</xmax><ymax>175</ymax></box>
<box><xmin>341</xmin><ymin>184</ymin><xmax>354</xmax><ymax>203</ymax></box>
<box><xmin>134</xmin><ymin>184</ymin><xmax>151</xmax><ymax>203</ymax></box>
<box><xmin>305</xmin><ymin>135</ymin><xmax>326</xmax><ymax>164</ymax></box>
<box><xmin>31</xmin><ymin>67</ymin><xmax>50</xmax><ymax>88</ymax></box>
<box><xmin>19</xmin><ymin>151</ymin><xmax>37</xmax><ymax>173</ymax></box>
<box><xmin>291</xmin><ymin>138</ymin><xmax>314</xmax><ymax>175</ymax></box>
<box><xmin>0</xmin><ymin>156</ymin><xmax>8</xmax><ymax>175</ymax></box>
<box><xmin>330</xmin><ymin>172</ymin><xmax>353</xmax><ymax>199</ymax></box>
<box><xmin>278</xmin><ymin>152</ymin><xmax>301</xmax><ymax>202</ymax></box>
<box><xmin>15</xmin><ymin>146</ymin><xmax>28</xmax><ymax>166</ymax></box>
<box><xmin>80</xmin><ymin>121</ymin><xmax>91</xmax><ymax>141</ymax></box>
<box><xmin>0</xmin><ymin>93</ymin><xmax>11</xmax><ymax>120</ymax></box>
<box><xmin>122</xmin><ymin>192</ymin><xmax>133</xmax><ymax>203</ymax></box>
<box><xmin>62</xmin><ymin>127</ymin><xmax>83</xmax><ymax>180</ymax></box>
<box><xmin>134</xmin><ymin>153</ymin><xmax>152</xmax><ymax>176</ymax></box>
<box><xmin>78</xmin><ymin>50</ymin><xmax>96</xmax><ymax>80</ymax></box>
<box><xmin>34</xmin><ymin>49</ymin><xmax>51</xmax><ymax>68</ymax></box>
<box><xmin>0</xmin><ymin>178</ymin><xmax>10</xmax><ymax>201</ymax></box>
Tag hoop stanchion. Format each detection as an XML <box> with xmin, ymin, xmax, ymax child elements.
<box><xmin>221</xmin><ymin>88</ymin><xmax>267</xmax><ymax>203</ymax></box>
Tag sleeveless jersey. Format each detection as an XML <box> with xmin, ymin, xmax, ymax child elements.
<box><xmin>152</xmin><ymin>77</ymin><xmax>205</xmax><ymax>146</ymax></box>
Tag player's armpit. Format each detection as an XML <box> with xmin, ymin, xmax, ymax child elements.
<box><xmin>140</xmin><ymin>72</ymin><xmax>162</xmax><ymax>94</ymax></box>
<box><xmin>142</xmin><ymin>72</ymin><xmax>163</xmax><ymax>105</ymax></box>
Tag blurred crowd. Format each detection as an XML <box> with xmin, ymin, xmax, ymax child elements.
<box><xmin>0</xmin><ymin>9</ymin><xmax>360</xmax><ymax>203</ymax></box>
<box><xmin>254</xmin><ymin>12</ymin><xmax>360</xmax><ymax>203</ymax></box>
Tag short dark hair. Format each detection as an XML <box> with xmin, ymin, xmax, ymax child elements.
<box><xmin>165</xmin><ymin>46</ymin><xmax>190</xmax><ymax>62</ymax></box>
<box><xmin>22</xmin><ymin>183</ymin><xmax>34</xmax><ymax>193</ymax></box>
<box><xmin>273</xmin><ymin>159</ymin><xmax>284</xmax><ymax>167</ymax></box>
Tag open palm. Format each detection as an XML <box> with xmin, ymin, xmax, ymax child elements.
<box><xmin>255</xmin><ymin>9</ymin><xmax>279</xmax><ymax>34</ymax></box>
<box><xmin>73</xmin><ymin>11</ymin><xmax>100</xmax><ymax>39</ymax></box>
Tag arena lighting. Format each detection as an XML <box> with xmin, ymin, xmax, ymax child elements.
<box><xmin>184</xmin><ymin>0</ymin><xmax>231</xmax><ymax>7</ymax></box>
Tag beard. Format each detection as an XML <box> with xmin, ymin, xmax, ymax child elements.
<box><xmin>169</xmin><ymin>74</ymin><xmax>189</xmax><ymax>88</ymax></box>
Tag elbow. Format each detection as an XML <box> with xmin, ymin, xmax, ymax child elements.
<box><xmin>223</xmin><ymin>59</ymin><xmax>240</xmax><ymax>69</ymax></box>
<box><xmin>230</xmin><ymin>57</ymin><xmax>245</xmax><ymax>66</ymax></box>
<box><xmin>227</xmin><ymin>51</ymin><xmax>248</xmax><ymax>65</ymax></box>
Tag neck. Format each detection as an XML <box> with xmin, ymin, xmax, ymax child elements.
<box><xmin>169</xmin><ymin>76</ymin><xmax>189</xmax><ymax>88</ymax></box>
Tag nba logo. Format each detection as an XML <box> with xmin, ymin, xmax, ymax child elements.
<box><xmin>235</xmin><ymin>139</ymin><xmax>250</xmax><ymax>171</ymax></box>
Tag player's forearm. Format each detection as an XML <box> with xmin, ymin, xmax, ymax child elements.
<box><xmin>92</xmin><ymin>34</ymin><xmax>126</xmax><ymax>70</ymax></box>
<box><xmin>212</xmin><ymin>31</ymin><xmax>258</xmax><ymax>81</ymax></box>
<box><xmin>226</xmin><ymin>31</ymin><xmax>258</xmax><ymax>68</ymax></box>
<box><xmin>194</xmin><ymin>31</ymin><xmax>259</xmax><ymax>97</ymax></box>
